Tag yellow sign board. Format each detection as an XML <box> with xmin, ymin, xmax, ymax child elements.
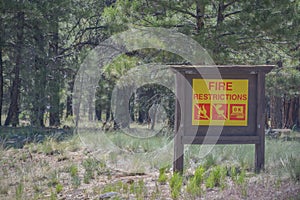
<box><xmin>192</xmin><ymin>79</ymin><xmax>248</xmax><ymax>126</ymax></box>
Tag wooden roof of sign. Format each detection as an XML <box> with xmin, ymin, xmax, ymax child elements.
<box><xmin>171</xmin><ymin>65</ymin><xmax>275</xmax><ymax>74</ymax></box>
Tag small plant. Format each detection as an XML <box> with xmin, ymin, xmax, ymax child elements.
<box><xmin>16</xmin><ymin>182</ymin><xmax>24</xmax><ymax>200</ymax></box>
<box><xmin>285</xmin><ymin>154</ymin><xmax>300</xmax><ymax>182</ymax></box>
<box><xmin>41</xmin><ymin>137</ymin><xmax>55</xmax><ymax>155</ymax></box>
<box><xmin>169</xmin><ymin>172</ymin><xmax>183</xmax><ymax>199</ymax></box>
<box><xmin>82</xmin><ymin>157</ymin><xmax>99</xmax><ymax>183</ymax></box>
<box><xmin>48</xmin><ymin>170</ymin><xmax>59</xmax><ymax>187</ymax></box>
<box><xmin>220</xmin><ymin>166</ymin><xmax>227</xmax><ymax>189</ymax></box>
<box><xmin>186</xmin><ymin>165</ymin><xmax>205</xmax><ymax>197</ymax></box>
<box><xmin>239</xmin><ymin>171</ymin><xmax>247</xmax><ymax>198</ymax></box>
<box><xmin>69</xmin><ymin>164</ymin><xmax>81</xmax><ymax>188</ymax></box>
<box><xmin>205</xmin><ymin>166</ymin><xmax>226</xmax><ymax>189</ymax></box>
<box><xmin>50</xmin><ymin>189</ymin><xmax>57</xmax><ymax>200</ymax></box>
<box><xmin>83</xmin><ymin>171</ymin><xmax>93</xmax><ymax>184</ymax></box>
<box><xmin>56</xmin><ymin>183</ymin><xmax>63</xmax><ymax>193</ymax></box>
<box><xmin>158</xmin><ymin>166</ymin><xmax>168</xmax><ymax>184</ymax></box>
<box><xmin>204</xmin><ymin>154</ymin><xmax>216</xmax><ymax>169</ymax></box>
<box><xmin>230</xmin><ymin>166</ymin><xmax>238</xmax><ymax>182</ymax></box>
<box><xmin>66</xmin><ymin>136</ymin><xmax>81</xmax><ymax>152</ymax></box>
<box><xmin>237</xmin><ymin>168</ymin><xmax>246</xmax><ymax>186</ymax></box>
<box><xmin>69</xmin><ymin>164</ymin><xmax>78</xmax><ymax>177</ymax></box>
<box><xmin>129</xmin><ymin>179</ymin><xmax>146</xmax><ymax>199</ymax></box>
<box><xmin>72</xmin><ymin>176</ymin><xmax>81</xmax><ymax>188</ymax></box>
<box><xmin>194</xmin><ymin>165</ymin><xmax>205</xmax><ymax>186</ymax></box>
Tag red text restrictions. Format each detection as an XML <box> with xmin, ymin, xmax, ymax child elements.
<box><xmin>192</xmin><ymin>79</ymin><xmax>248</xmax><ymax>126</ymax></box>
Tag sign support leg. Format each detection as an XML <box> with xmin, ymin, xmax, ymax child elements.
<box><xmin>173</xmin><ymin>134</ymin><xmax>184</xmax><ymax>173</ymax></box>
<box><xmin>255</xmin><ymin>72</ymin><xmax>266</xmax><ymax>173</ymax></box>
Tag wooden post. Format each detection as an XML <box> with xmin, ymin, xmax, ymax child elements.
<box><xmin>173</xmin><ymin>73</ymin><xmax>184</xmax><ymax>173</ymax></box>
<box><xmin>255</xmin><ymin>72</ymin><xmax>266</xmax><ymax>172</ymax></box>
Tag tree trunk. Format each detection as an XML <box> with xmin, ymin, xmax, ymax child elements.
<box><xmin>0</xmin><ymin>16</ymin><xmax>3</xmax><ymax>126</ymax></box>
<box><xmin>195</xmin><ymin>0</ymin><xmax>205</xmax><ymax>32</ymax></box>
<box><xmin>88</xmin><ymin>90</ymin><xmax>94</xmax><ymax>121</ymax></box>
<box><xmin>31</xmin><ymin>57</ymin><xmax>47</xmax><ymax>127</ymax></box>
<box><xmin>114</xmin><ymin>86</ymin><xmax>130</xmax><ymax>128</ymax></box>
<box><xmin>49</xmin><ymin>16</ymin><xmax>61</xmax><ymax>127</ymax></box>
<box><xmin>282</xmin><ymin>95</ymin><xmax>289</xmax><ymax>128</ymax></box>
<box><xmin>217</xmin><ymin>1</ymin><xmax>225</xmax><ymax>25</ymax></box>
<box><xmin>0</xmin><ymin>42</ymin><xmax>3</xmax><ymax>126</ymax></box>
<box><xmin>270</xmin><ymin>95</ymin><xmax>283</xmax><ymax>128</ymax></box>
<box><xmin>148</xmin><ymin>104</ymin><xmax>158</xmax><ymax>130</ymax></box>
<box><xmin>297</xmin><ymin>96</ymin><xmax>300</xmax><ymax>127</ymax></box>
<box><xmin>4</xmin><ymin>12</ymin><xmax>24</xmax><ymax>127</ymax></box>
<box><xmin>66</xmin><ymin>74</ymin><xmax>75</xmax><ymax>118</ymax></box>
<box><xmin>286</xmin><ymin>98</ymin><xmax>293</xmax><ymax>128</ymax></box>
<box><xmin>49</xmin><ymin>76</ymin><xmax>60</xmax><ymax>126</ymax></box>
<box><xmin>30</xmin><ymin>25</ymin><xmax>47</xmax><ymax>127</ymax></box>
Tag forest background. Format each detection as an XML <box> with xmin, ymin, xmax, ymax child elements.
<box><xmin>0</xmin><ymin>0</ymin><xmax>299</xmax><ymax>130</ymax></box>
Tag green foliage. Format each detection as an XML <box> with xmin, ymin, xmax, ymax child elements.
<box><xmin>158</xmin><ymin>166</ymin><xmax>168</xmax><ymax>184</ymax></box>
<box><xmin>203</xmin><ymin>154</ymin><xmax>216</xmax><ymax>169</ymax></box>
<box><xmin>69</xmin><ymin>164</ymin><xmax>78</xmax><ymax>177</ymax></box>
<box><xmin>158</xmin><ymin>167</ymin><xmax>168</xmax><ymax>184</ymax></box>
<box><xmin>230</xmin><ymin>166</ymin><xmax>238</xmax><ymax>182</ymax></box>
<box><xmin>186</xmin><ymin>165</ymin><xmax>205</xmax><ymax>197</ymax></box>
<box><xmin>82</xmin><ymin>157</ymin><xmax>99</xmax><ymax>183</ymax></box>
<box><xmin>15</xmin><ymin>182</ymin><xmax>23</xmax><ymax>200</ymax></box>
<box><xmin>71</xmin><ymin>176</ymin><xmax>81</xmax><ymax>188</ymax></box>
<box><xmin>50</xmin><ymin>189</ymin><xmax>57</xmax><ymax>200</ymax></box>
<box><xmin>1</xmin><ymin>0</ymin><xmax>299</xmax><ymax>128</ymax></box>
<box><xmin>55</xmin><ymin>183</ymin><xmax>63</xmax><ymax>194</ymax></box>
<box><xmin>169</xmin><ymin>172</ymin><xmax>183</xmax><ymax>199</ymax></box>
<box><xmin>205</xmin><ymin>166</ymin><xmax>227</xmax><ymax>189</ymax></box>
<box><xmin>284</xmin><ymin>154</ymin><xmax>300</xmax><ymax>182</ymax></box>
<box><xmin>266</xmin><ymin>67</ymin><xmax>300</xmax><ymax>97</ymax></box>
<box><xmin>236</xmin><ymin>168</ymin><xmax>246</xmax><ymax>186</ymax></box>
<box><xmin>41</xmin><ymin>137</ymin><xmax>55</xmax><ymax>155</ymax></box>
<box><xmin>48</xmin><ymin>170</ymin><xmax>59</xmax><ymax>187</ymax></box>
<box><xmin>194</xmin><ymin>165</ymin><xmax>205</xmax><ymax>186</ymax></box>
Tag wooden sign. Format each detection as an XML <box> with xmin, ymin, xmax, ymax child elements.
<box><xmin>172</xmin><ymin>65</ymin><xmax>274</xmax><ymax>173</ymax></box>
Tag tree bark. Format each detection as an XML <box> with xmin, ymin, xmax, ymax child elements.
<box><xmin>114</xmin><ymin>86</ymin><xmax>130</xmax><ymax>128</ymax></box>
<box><xmin>0</xmin><ymin>42</ymin><xmax>3</xmax><ymax>126</ymax></box>
<box><xmin>49</xmin><ymin>15</ymin><xmax>61</xmax><ymax>127</ymax></box>
<box><xmin>30</xmin><ymin>25</ymin><xmax>47</xmax><ymax>127</ymax></box>
<box><xmin>0</xmin><ymin>16</ymin><xmax>3</xmax><ymax>126</ymax></box>
<box><xmin>4</xmin><ymin>12</ymin><xmax>24</xmax><ymax>127</ymax></box>
<box><xmin>297</xmin><ymin>96</ymin><xmax>300</xmax><ymax>127</ymax></box>
<box><xmin>217</xmin><ymin>1</ymin><xmax>225</xmax><ymax>25</ymax></box>
<box><xmin>195</xmin><ymin>0</ymin><xmax>205</xmax><ymax>32</ymax></box>
<box><xmin>270</xmin><ymin>95</ymin><xmax>283</xmax><ymax>128</ymax></box>
<box><xmin>66</xmin><ymin>74</ymin><xmax>75</xmax><ymax>118</ymax></box>
<box><xmin>88</xmin><ymin>89</ymin><xmax>94</xmax><ymax>121</ymax></box>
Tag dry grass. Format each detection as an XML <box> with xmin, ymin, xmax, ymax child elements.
<box><xmin>0</xmin><ymin>128</ymin><xmax>299</xmax><ymax>199</ymax></box>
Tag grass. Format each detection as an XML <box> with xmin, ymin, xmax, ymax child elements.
<box><xmin>158</xmin><ymin>166</ymin><xmax>168</xmax><ymax>184</ymax></box>
<box><xmin>186</xmin><ymin>165</ymin><xmax>205</xmax><ymax>197</ymax></box>
<box><xmin>0</xmin><ymin>126</ymin><xmax>299</xmax><ymax>199</ymax></box>
<box><xmin>169</xmin><ymin>172</ymin><xmax>183</xmax><ymax>199</ymax></box>
<box><xmin>205</xmin><ymin>165</ymin><xmax>227</xmax><ymax>189</ymax></box>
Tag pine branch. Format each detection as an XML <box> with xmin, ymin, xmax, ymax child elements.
<box><xmin>224</xmin><ymin>10</ymin><xmax>242</xmax><ymax>18</ymax></box>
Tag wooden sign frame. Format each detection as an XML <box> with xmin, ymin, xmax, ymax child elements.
<box><xmin>172</xmin><ymin>65</ymin><xmax>274</xmax><ymax>173</ymax></box>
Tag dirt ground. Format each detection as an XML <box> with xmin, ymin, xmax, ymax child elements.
<box><xmin>0</xmin><ymin>143</ymin><xmax>299</xmax><ymax>200</ymax></box>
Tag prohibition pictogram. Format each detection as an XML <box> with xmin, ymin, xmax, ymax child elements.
<box><xmin>212</xmin><ymin>103</ymin><xmax>228</xmax><ymax>120</ymax></box>
<box><xmin>194</xmin><ymin>103</ymin><xmax>210</xmax><ymax>120</ymax></box>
